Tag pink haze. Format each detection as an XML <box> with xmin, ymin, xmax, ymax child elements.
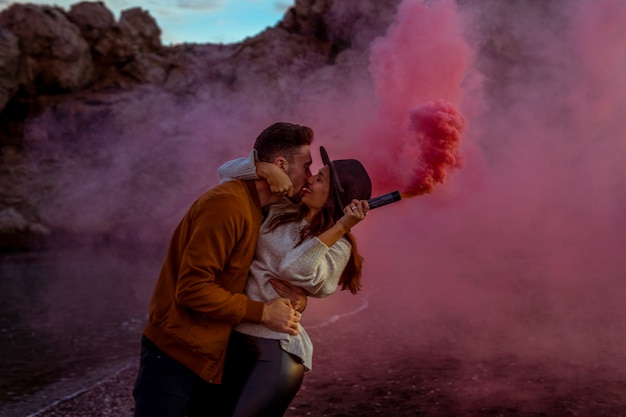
<box><xmin>26</xmin><ymin>0</ymin><xmax>626</xmax><ymax>388</ymax></box>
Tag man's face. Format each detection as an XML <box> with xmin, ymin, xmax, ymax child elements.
<box><xmin>286</xmin><ymin>145</ymin><xmax>313</xmax><ymax>203</ymax></box>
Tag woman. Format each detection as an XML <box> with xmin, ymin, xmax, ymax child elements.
<box><xmin>218</xmin><ymin>146</ymin><xmax>372</xmax><ymax>417</ymax></box>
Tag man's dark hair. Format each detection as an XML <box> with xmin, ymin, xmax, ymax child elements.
<box><xmin>254</xmin><ymin>122</ymin><xmax>314</xmax><ymax>163</ymax></box>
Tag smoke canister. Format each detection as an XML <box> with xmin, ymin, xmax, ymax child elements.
<box><xmin>367</xmin><ymin>191</ymin><xmax>402</xmax><ymax>209</ymax></box>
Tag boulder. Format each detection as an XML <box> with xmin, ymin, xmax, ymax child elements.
<box><xmin>118</xmin><ymin>7</ymin><xmax>162</xmax><ymax>53</ymax></box>
<box><xmin>0</xmin><ymin>28</ymin><xmax>19</xmax><ymax>112</ymax></box>
<box><xmin>67</xmin><ymin>1</ymin><xmax>116</xmax><ymax>45</ymax></box>
<box><xmin>0</xmin><ymin>207</ymin><xmax>50</xmax><ymax>251</ymax></box>
<box><xmin>0</xmin><ymin>3</ymin><xmax>94</xmax><ymax>93</ymax></box>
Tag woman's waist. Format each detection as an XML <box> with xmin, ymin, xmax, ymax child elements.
<box><xmin>234</xmin><ymin>322</ymin><xmax>289</xmax><ymax>340</ymax></box>
<box><xmin>233</xmin><ymin>322</ymin><xmax>309</xmax><ymax>341</ymax></box>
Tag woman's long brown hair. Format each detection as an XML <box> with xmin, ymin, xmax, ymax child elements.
<box><xmin>266</xmin><ymin>202</ymin><xmax>363</xmax><ymax>294</ymax></box>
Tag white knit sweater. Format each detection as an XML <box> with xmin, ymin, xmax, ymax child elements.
<box><xmin>218</xmin><ymin>152</ymin><xmax>351</xmax><ymax>370</ymax></box>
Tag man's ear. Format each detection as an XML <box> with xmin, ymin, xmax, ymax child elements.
<box><xmin>274</xmin><ymin>156</ymin><xmax>288</xmax><ymax>172</ymax></box>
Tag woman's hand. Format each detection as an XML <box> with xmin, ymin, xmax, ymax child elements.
<box><xmin>337</xmin><ymin>199</ymin><xmax>370</xmax><ymax>231</ymax></box>
<box><xmin>256</xmin><ymin>161</ymin><xmax>294</xmax><ymax>197</ymax></box>
<box><xmin>317</xmin><ymin>199</ymin><xmax>370</xmax><ymax>247</ymax></box>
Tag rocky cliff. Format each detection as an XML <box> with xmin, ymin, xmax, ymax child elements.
<box><xmin>0</xmin><ymin>0</ymin><xmax>402</xmax><ymax>251</ymax></box>
<box><xmin>2</xmin><ymin>0</ymin><xmax>581</xmax><ymax>253</ymax></box>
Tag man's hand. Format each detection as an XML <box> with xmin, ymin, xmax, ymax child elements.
<box><xmin>270</xmin><ymin>279</ymin><xmax>308</xmax><ymax>313</ymax></box>
<box><xmin>261</xmin><ymin>298</ymin><xmax>301</xmax><ymax>335</ymax></box>
<box><xmin>256</xmin><ymin>162</ymin><xmax>294</xmax><ymax>197</ymax></box>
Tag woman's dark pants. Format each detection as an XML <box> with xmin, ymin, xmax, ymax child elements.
<box><xmin>222</xmin><ymin>331</ymin><xmax>305</xmax><ymax>417</ymax></box>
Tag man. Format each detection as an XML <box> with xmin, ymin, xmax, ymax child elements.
<box><xmin>133</xmin><ymin>122</ymin><xmax>314</xmax><ymax>417</ymax></box>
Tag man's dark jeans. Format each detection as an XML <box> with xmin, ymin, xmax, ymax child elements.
<box><xmin>133</xmin><ymin>336</ymin><xmax>225</xmax><ymax>417</ymax></box>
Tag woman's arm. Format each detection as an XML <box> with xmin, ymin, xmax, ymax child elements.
<box><xmin>276</xmin><ymin>199</ymin><xmax>369</xmax><ymax>297</ymax></box>
<box><xmin>278</xmin><ymin>237</ymin><xmax>351</xmax><ymax>297</ymax></box>
<box><xmin>218</xmin><ymin>150</ymin><xmax>293</xmax><ymax>195</ymax></box>
<box><xmin>217</xmin><ymin>150</ymin><xmax>259</xmax><ymax>182</ymax></box>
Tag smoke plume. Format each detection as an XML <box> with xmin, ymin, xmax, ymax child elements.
<box><xmin>21</xmin><ymin>0</ymin><xmax>626</xmax><ymax>377</ymax></box>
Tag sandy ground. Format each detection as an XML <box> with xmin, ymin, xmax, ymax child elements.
<box><xmin>27</xmin><ymin>347</ymin><xmax>626</xmax><ymax>417</ymax></box>
<box><xmin>11</xmin><ymin>284</ymin><xmax>625</xmax><ymax>417</ymax></box>
<box><xmin>28</xmin><ymin>310</ymin><xmax>626</xmax><ymax>417</ymax></box>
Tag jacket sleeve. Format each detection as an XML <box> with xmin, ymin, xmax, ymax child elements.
<box><xmin>217</xmin><ymin>150</ymin><xmax>259</xmax><ymax>183</ymax></box>
<box><xmin>175</xmin><ymin>192</ymin><xmax>264</xmax><ymax>324</ymax></box>
<box><xmin>277</xmin><ymin>237</ymin><xmax>351</xmax><ymax>298</ymax></box>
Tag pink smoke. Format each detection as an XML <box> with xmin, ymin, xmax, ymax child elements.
<box><xmin>24</xmin><ymin>0</ymin><xmax>626</xmax><ymax>383</ymax></box>
<box><xmin>401</xmin><ymin>100</ymin><xmax>466</xmax><ymax>197</ymax></box>
<box><xmin>352</xmin><ymin>0</ymin><xmax>473</xmax><ymax>200</ymax></box>
<box><xmin>368</xmin><ymin>0</ymin><xmax>471</xmax><ymax>115</ymax></box>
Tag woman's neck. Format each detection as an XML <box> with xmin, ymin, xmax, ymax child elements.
<box><xmin>304</xmin><ymin>208</ymin><xmax>320</xmax><ymax>222</ymax></box>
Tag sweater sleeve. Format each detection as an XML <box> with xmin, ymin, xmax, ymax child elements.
<box><xmin>277</xmin><ymin>237</ymin><xmax>351</xmax><ymax>298</ymax></box>
<box><xmin>175</xmin><ymin>191</ymin><xmax>264</xmax><ymax>324</ymax></box>
<box><xmin>217</xmin><ymin>150</ymin><xmax>259</xmax><ymax>183</ymax></box>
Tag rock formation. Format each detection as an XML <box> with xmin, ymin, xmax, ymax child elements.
<box><xmin>0</xmin><ymin>0</ymin><xmax>400</xmax><ymax>251</ymax></box>
<box><xmin>0</xmin><ymin>0</ymin><xmax>598</xmax><ymax>257</ymax></box>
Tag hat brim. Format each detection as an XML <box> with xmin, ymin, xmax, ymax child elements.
<box><xmin>320</xmin><ymin>146</ymin><xmax>347</xmax><ymax>209</ymax></box>
<box><xmin>320</xmin><ymin>145</ymin><xmax>331</xmax><ymax>166</ymax></box>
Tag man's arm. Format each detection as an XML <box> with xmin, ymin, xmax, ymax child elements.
<box><xmin>175</xmin><ymin>191</ymin><xmax>299</xmax><ymax>334</ymax></box>
<box><xmin>262</xmin><ymin>298</ymin><xmax>301</xmax><ymax>333</ymax></box>
<box><xmin>270</xmin><ymin>279</ymin><xmax>308</xmax><ymax>312</ymax></box>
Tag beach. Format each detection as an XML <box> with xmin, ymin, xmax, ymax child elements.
<box><xmin>25</xmin><ymin>298</ymin><xmax>626</xmax><ymax>417</ymax></box>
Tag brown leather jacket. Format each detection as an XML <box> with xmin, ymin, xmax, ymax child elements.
<box><xmin>143</xmin><ymin>180</ymin><xmax>264</xmax><ymax>383</ymax></box>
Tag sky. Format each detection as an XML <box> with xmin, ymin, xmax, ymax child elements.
<box><xmin>0</xmin><ymin>0</ymin><xmax>290</xmax><ymax>44</ymax></box>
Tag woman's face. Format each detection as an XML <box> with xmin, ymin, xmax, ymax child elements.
<box><xmin>300</xmin><ymin>166</ymin><xmax>331</xmax><ymax>212</ymax></box>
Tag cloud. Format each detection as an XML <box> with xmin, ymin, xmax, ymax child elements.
<box><xmin>273</xmin><ymin>1</ymin><xmax>291</xmax><ymax>13</ymax></box>
<box><xmin>175</xmin><ymin>0</ymin><xmax>223</xmax><ymax>12</ymax></box>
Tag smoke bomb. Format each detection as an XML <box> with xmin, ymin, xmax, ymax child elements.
<box><xmin>367</xmin><ymin>191</ymin><xmax>402</xmax><ymax>209</ymax></box>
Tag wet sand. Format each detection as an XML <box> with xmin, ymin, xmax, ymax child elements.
<box><xmin>28</xmin><ymin>311</ymin><xmax>626</xmax><ymax>417</ymax></box>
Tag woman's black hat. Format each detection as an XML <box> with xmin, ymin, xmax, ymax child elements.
<box><xmin>320</xmin><ymin>146</ymin><xmax>372</xmax><ymax>219</ymax></box>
